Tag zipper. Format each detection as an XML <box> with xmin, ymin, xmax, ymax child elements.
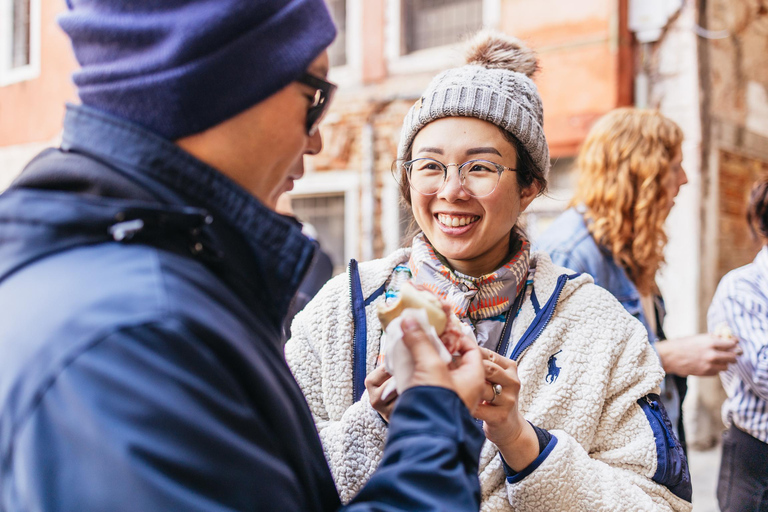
<box><xmin>638</xmin><ymin>394</ymin><xmax>686</xmax><ymax>487</ymax></box>
<box><xmin>637</xmin><ymin>395</ymin><xmax>691</xmax><ymax>500</ymax></box>
<box><xmin>509</xmin><ymin>273</ymin><xmax>573</xmax><ymax>362</ymax></box>
<box><xmin>349</xmin><ymin>259</ymin><xmax>368</xmax><ymax>403</ymax></box>
<box><xmin>495</xmin><ymin>281</ymin><xmax>527</xmax><ymax>357</ymax></box>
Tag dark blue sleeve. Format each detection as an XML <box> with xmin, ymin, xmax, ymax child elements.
<box><xmin>11</xmin><ymin>323</ymin><xmax>484</xmax><ymax>512</ymax></box>
<box><xmin>9</xmin><ymin>322</ymin><xmax>337</xmax><ymax>512</ymax></box>
<box><xmin>344</xmin><ymin>386</ymin><xmax>485</xmax><ymax>512</ymax></box>
<box><xmin>499</xmin><ymin>423</ymin><xmax>554</xmax><ymax>479</ymax></box>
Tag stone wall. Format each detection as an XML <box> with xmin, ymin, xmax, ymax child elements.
<box><xmin>677</xmin><ymin>0</ymin><xmax>768</xmax><ymax>448</ymax></box>
<box><xmin>703</xmin><ymin>0</ymin><xmax>768</xmax><ymax>289</ymax></box>
<box><xmin>706</xmin><ymin>0</ymin><xmax>768</xmax><ymax>138</ymax></box>
<box><xmin>716</xmin><ymin>149</ymin><xmax>768</xmax><ymax>276</ymax></box>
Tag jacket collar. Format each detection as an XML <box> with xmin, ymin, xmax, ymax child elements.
<box><xmin>557</xmin><ymin>207</ymin><xmax>642</xmax><ymax>301</ymax></box>
<box><xmin>756</xmin><ymin>246</ymin><xmax>768</xmax><ymax>277</ymax></box>
<box><xmin>20</xmin><ymin>104</ymin><xmax>315</xmax><ymax>323</ymax></box>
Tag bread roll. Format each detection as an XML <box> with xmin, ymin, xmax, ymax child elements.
<box><xmin>377</xmin><ymin>282</ymin><xmax>447</xmax><ymax>335</ymax></box>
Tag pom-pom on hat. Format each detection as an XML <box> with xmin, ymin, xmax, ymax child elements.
<box><xmin>58</xmin><ymin>0</ymin><xmax>337</xmax><ymax>140</ymax></box>
<box><xmin>397</xmin><ymin>30</ymin><xmax>549</xmax><ymax>180</ymax></box>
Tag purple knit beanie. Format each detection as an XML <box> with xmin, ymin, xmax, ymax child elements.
<box><xmin>59</xmin><ymin>0</ymin><xmax>337</xmax><ymax>140</ymax></box>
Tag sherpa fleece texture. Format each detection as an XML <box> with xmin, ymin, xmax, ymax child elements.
<box><xmin>286</xmin><ymin>250</ymin><xmax>692</xmax><ymax>512</ymax></box>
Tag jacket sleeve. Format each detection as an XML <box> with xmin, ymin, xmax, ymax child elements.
<box><xmin>344</xmin><ymin>387</ymin><xmax>485</xmax><ymax>512</ymax></box>
<box><xmin>11</xmin><ymin>319</ymin><xmax>485</xmax><ymax>512</ymax></box>
<box><xmin>285</xmin><ymin>274</ymin><xmax>392</xmax><ymax>503</ymax></box>
<box><xmin>8</xmin><ymin>321</ymin><xmax>337</xmax><ymax>512</ymax></box>
<box><xmin>504</xmin><ymin>324</ymin><xmax>693</xmax><ymax>512</ymax></box>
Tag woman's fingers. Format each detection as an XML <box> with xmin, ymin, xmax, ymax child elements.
<box><xmin>481</xmin><ymin>382</ymin><xmax>502</xmax><ymax>403</ymax></box>
<box><xmin>480</xmin><ymin>349</ymin><xmax>518</xmax><ymax>381</ymax></box>
<box><xmin>364</xmin><ymin>364</ymin><xmax>391</xmax><ymax>388</ymax></box>
<box><xmin>479</xmin><ymin>347</ymin><xmax>513</xmax><ymax>369</ymax></box>
<box><xmin>476</xmin><ymin>347</ymin><xmax>521</xmax><ymax>407</ymax></box>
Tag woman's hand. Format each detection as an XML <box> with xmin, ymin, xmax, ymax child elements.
<box><xmin>474</xmin><ymin>347</ymin><xmax>540</xmax><ymax>472</ymax></box>
<box><xmin>365</xmin><ymin>365</ymin><xmax>397</xmax><ymax>422</ymax></box>
<box><xmin>400</xmin><ymin>318</ymin><xmax>485</xmax><ymax>415</ymax></box>
<box><xmin>656</xmin><ymin>333</ymin><xmax>741</xmax><ymax>376</ymax></box>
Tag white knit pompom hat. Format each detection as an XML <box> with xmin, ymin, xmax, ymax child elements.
<box><xmin>397</xmin><ymin>30</ymin><xmax>550</xmax><ymax>180</ymax></box>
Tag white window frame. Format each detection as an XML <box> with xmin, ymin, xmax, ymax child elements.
<box><xmin>382</xmin><ymin>174</ymin><xmax>403</xmax><ymax>255</ymax></box>
<box><xmin>385</xmin><ymin>0</ymin><xmax>499</xmax><ymax>76</ymax></box>
<box><xmin>328</xmin><ymin>0</ymin><xmax>363</xmax><ymax>88</ymax></box>
<box><xmin>289</xmin><ymin>171</ymin><xmax>361</xmax><ymax>264</ymax></box>
<box><xmin>0</xmin><ymin>0</ymin><xmax>41</xmax><ymax>87</ymax></box>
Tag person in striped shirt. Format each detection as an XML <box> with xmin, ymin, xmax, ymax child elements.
<box><xmin>708</xmin><ymin>176</ymin><xmax>768</xmax><ymax>512</ymax></box>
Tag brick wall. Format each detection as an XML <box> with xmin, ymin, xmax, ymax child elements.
<box><xmin>717</xmin><ymin>150</ymin><xmax>767</xmax><ymax>279</ymax></box>
<box><xmin>701</xmin><ymin>0</ymin><xmax>768</xmax><ymax>295</ymax></box>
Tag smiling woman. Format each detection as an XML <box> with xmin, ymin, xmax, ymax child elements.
<box><xmin>405</xmin><ymin>117</ymin><xmax>538</xmax><ymax>277</ymax></box>
<box><xmin>287</xmin><ymin>30</ymin><xmax>693</xmax><ymax>512</ymax></box>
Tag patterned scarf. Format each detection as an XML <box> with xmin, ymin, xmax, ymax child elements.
<box><xmin>383</xmin><ymin>233</ymin><xmax>530</xmax><ymax>350</ymax></box>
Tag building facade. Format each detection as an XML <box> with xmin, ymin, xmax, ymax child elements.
<box><xmin>0</xmin><ymin>0</ymin><xmax>765</xmax><ymax>341</ymax></box>
<box><xmin>299</xmin><ymin>0</ymin><xmax>633</xmax><ymax>272</ymax></box>
<box><xmin>0</xmin><ymin>0</ymin><xmax>76</xmax><ymax>190</ymax></box>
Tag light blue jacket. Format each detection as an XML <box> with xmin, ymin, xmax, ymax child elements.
<box><xmin>536</xmin><ymin>207</ymin><xmax>687</xmax><ymax>446</ymax></box>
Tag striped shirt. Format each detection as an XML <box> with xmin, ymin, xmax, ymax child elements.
<box><xmin>708</xmin><ymin>246</ymin><xmax>768</xmax><ymax>443</ymax></box>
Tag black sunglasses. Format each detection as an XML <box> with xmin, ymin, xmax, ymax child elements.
<box><xmin>296</xmin><ymin>72</ymin><xmax>337</xmax><ymax>136</ymax></box>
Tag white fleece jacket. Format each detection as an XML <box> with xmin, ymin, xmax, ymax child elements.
<box><xmin>286</xmin><ymin>249</ymin><xmax>692</xmax><ymax>512</ymax></box>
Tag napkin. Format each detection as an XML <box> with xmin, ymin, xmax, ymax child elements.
<box><xmin>379</xmin><ymin>308</ymin><xmax>475</xmax><ymax>401</ymax></box>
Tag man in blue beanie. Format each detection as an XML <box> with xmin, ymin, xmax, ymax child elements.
<box><xmin>0</xmin><ymin>1</ymin><xmax>487</xmax><ymax>511</ymax></box>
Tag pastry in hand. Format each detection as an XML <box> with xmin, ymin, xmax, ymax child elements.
<box><xmin>377</xmin><ymin>282</ymin><xmax>447</xmax><ymax>335</ymax></box>
<box><xmin>714</xmin><ymin>323</ymin><xmax>734</xmax><ymax>340</ymax></box>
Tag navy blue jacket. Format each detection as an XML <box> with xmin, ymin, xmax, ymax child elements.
<box><xmin>0</xmin><ymin>105</ymin><xmax>484</xmax><ymax>511</ymax></box>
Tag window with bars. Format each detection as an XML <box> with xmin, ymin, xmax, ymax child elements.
<box><xmin>326</xmin><ymin>0</ymin><xmax>347</xmax><ymax>67</ymax></box>
<box><xmin>1</xmin><ymin>0</ymin><xmax>39</xmax><ymax>86</ymax></box>
<box><xmin>403</xmin><ymin>0</ymin><xmax>483</xmax><ymax>53</ymax></box>
<box><xmin>292</xmin><ymin>193</ymin><xmax>347</xmax><ymax>274</ymax></box>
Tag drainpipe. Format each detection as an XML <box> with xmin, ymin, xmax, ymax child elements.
<box><xmin>635</xmin><ymin>42</ymin><xmax>651</xmax><ymax>108</ymax></box>
<box><xmin>361</xmin><ymin>122</ymin><xmax>375</xmax><ymax>262</ymax></box>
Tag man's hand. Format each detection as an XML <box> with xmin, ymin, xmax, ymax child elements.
<box><xmin>656</xmin><ymin>333</ymin><xmax>741</xmax><ymax>377</ymax></box>
<box><xmin>400</xmin><ymin>318</ymin><xmax>485</xmax><ymax>414</ymax></box>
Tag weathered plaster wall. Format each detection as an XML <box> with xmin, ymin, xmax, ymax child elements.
<box><xmin>503</xmin><ymin>0</ymin><xmax>633</xmax><ymax>157</ymax></box>
<box><xmin>704</xmin><ymin>0</ymin><xmax>768</xmax><ymax>288</ymax></box>
<box><xmin>0</xmin><ymin>1</ymin><xmax>75</xmax><ymax>189</ymax></box>
<box><xmin>645</xmin><ymin>1</ymin><xmax>703</xmax><ymax>340</ymax></box>
<box><xmin>668</xmin><ymin>0</ymin><xmax>768</xmax><ymax>451</ymax></box>
<box><xmin>306</xmin><ymin>0</ymin><xmax>635</xmax><ymax>259</ymax></box>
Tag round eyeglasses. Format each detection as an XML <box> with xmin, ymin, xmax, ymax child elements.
<box><xmin>402</xmin><ymin>158</ymin><xmax>516</xmax><ymax>198</ymax></box>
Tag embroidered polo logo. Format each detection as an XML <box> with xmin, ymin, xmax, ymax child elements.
<box><xmin>546</xmin><ymin>350</ymin><xmax>562</xmax><ymax>384</ymax></box>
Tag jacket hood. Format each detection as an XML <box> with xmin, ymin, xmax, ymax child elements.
<box><xmin>0</xmin><ymin>141</ymin><xmax>316</xmax><ymax>324</ymax></box>
<box><xmin>529</xmin><ymin>250</ymin><xmax>593</xmax><ymax>303</ymax></box>
<box><xmin>0</xmin><ymin>187</ymin><xmax>211</xmax><ymax>287</ymax></box>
